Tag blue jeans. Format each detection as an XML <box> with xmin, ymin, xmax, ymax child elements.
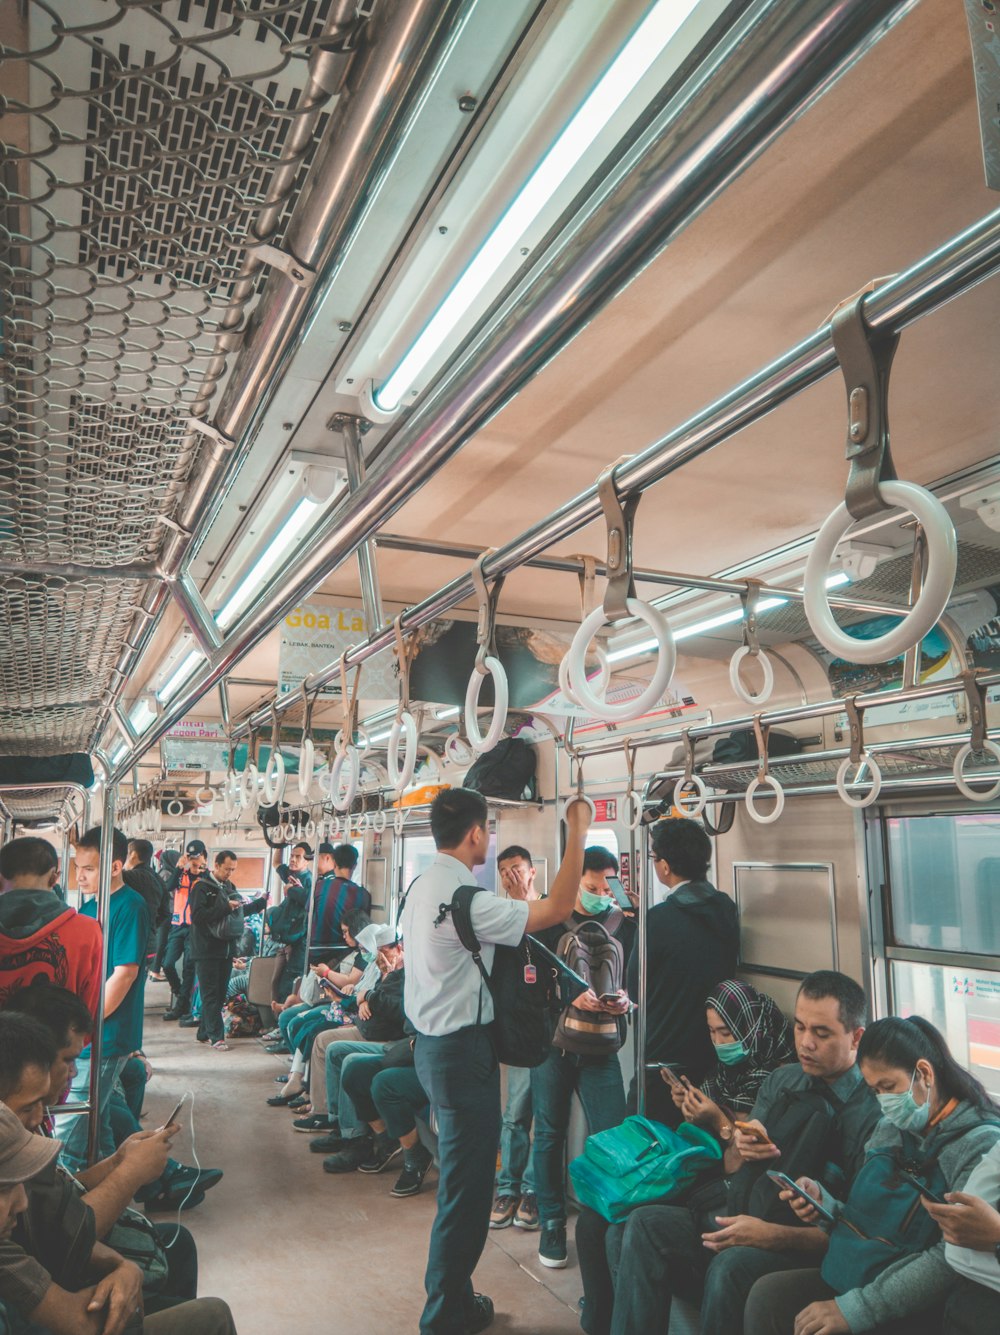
<box><xmin>277</xmin><ymin>1001</ymin><xmax>311</xmax><ymax>1040</ymax></box>
<box><xmin>286</xmin><ymin>1007</ymin><xmax>338</xmax><ymax>1058</ymax></box>
<box><xmin>497</xmin><ymin>1064</ymin><xmax>535</xmax><ymax>1196</ymax></box>
<box><xmin>56</xmin><ymin>1053</ymin><xmax>127</xmax><ymax>1172</ymax></box>
<box><xmin>415</xmin><ymin>1026</ymin><xmax>501</xmax><ymax>1335</ymax></box>
<box><xmin>324</xmin><ymin>1041</ymin><xmax>387</xmax><ymax>1138</ymax></box>
<box><xmin>530</xmin><ymin>1047</ymin><xmax>626</xmax><ymax>1229</ymax></box>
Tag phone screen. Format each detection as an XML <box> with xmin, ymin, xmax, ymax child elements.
<box><xmin>158</xmin><ymin>1097</ymin><xmax>186</xmax><ymax>1131</ymax></box>
<box><xmin>604</xmin><ymin>876</ymin><xmax>632</xmax><ymax>911</ymax></box>
<box><xmin>896</xmin><ymin>1169</ymin><xmax>946</xmax><ymax>1205</ymax></box>
<box><xmin>765</xmin><ymin>1171</ymin><xmax>837</xmax><ymax>1224</ymax></box>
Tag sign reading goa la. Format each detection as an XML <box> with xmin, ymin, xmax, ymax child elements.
<box><xmin>278</xmin><ymin>602</ymin><xmax>397</xmax><ymax>700</ymax></box>
<box><xmin>284</xmin><ymin>607</ymin><xmax>365</xmax><ymax>634</ymax></box>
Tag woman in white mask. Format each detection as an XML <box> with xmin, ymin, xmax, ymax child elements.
<box><xmin>744</xmin><ymin>1015</ymin><xmax>1000</xmax><ymax>1335</ymax></box>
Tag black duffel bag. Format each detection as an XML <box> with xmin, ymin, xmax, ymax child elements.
<box><xmin>464</xmin><ymin>737</ymin><xmax>537</xmax><ymax>801</ymax></box>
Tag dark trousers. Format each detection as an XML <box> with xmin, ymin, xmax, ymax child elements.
<box><xmin>152</xmin><ymin>918</ymin><xmax>171</xmax><ymax>972</ymax></box>
<box><xmin>144</xmin><ymin>1223</ymin><xmax>198</xmax><ymax>1312</ymax></box>
<box><xmin>531</xmin><ymin>1046</ymin><xmax>627</xmax><ymax>1229</ymax></box>
<box><xmin>163</xmin><ymin>926</ymin><xmax>194</xmax><ymax>1011</ymax></box>
<box><xmin>944</xmin><ymin>1276</ymin><xmax>1000</xmax><ymax>1334</ymax></box>
<box><xmin>194</xmin><ymin>957</ymin><xmax>233</xmax><ymax>1044</ymax></box>
<box><xmin>119</xmin><ymin>1055</ymin><xmax>147</xmax><ymax>1121</ymax></box>
<box><xmin>341</xmin><ymin>1056</ymin><xmax>428</xmax><ymax>1138</ymax></box>
<box><xmin>414</xmin><ymin>1026</ymin><xmax>500</xmax><ymax>1335</ymax></box>
<box><xmin>743</xmin><ymin>1267</ymin><xmax>944</xmax><ymax>1335</ymax></box>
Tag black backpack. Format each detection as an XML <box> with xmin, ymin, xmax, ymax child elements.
<box><xmin>726</xmin><ymin>1085</ymin><xmax>838</xmax><ymax>1224</ymax></box>
<box><xmin>442</xmin><ymin>885</ymin><xmax>555</xmax><ymax>1067</ymax></box>
<box><xmin>464</xmin><ymin>738</ymin><xmax>537</xmax><ymax>801</ymax></box>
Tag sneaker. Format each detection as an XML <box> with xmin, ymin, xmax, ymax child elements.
<box><xmin>538</xmin><ymin>1223</ymin><xmax>567</xmax><ymax>1269</ymax></box>
<box><xmin>145</xmin><ymin>1187</ymin><xmax>206</xmax><ymax>1213</ymax></box>
<box><xmin>357</xmin><ymin>1138</ymin><xmax>402</xmax><ymax>1174</ymax></box>
<box><xmin>292</xmin><ymin>1114</ymin><xmax>335</xmax><ymax>1133</ymax></box>
<box><xmin>196</xmin><ymin>1035</ymin><xmax>209</xmax><ymax>1045</ymax></box>
<box><xmin>323</xmin><ymin>1138</ymin><xmax>373</xmax><ymax>1173</ymax></box>
<box><xmin>390</xmin><ymin>1145</ymin><xmax>433</xmax><ymax>1197</ymax></box>
<box><xmin>162</xmin><ymin>1008</ymin><xmax>182</xmax><ymax>1021</ymax></box>
<box><xmin>164</xmin><ymin>1165</ymin><xmax>223</xmax><ymax>1195</ymax></box>
<box><xmin>514</xmin><ymin>1193</ymin><xmax>539</xmax><ymax>1231</ymax></box>
<box><xmin>265</xmin><ymin>1043</ymin><xmax>290</xmax><ymax>1054</ymax></box>
<box><xmin>211</xmin><ymin>1040</ymin><xmax>230</xmax><ymax>1051</ymax></box>
<box><xmin>260</xmin><ymin>1029</ymin><xmax>282</xmax><ymax>1042</ymax></box>
<box><xmin>489</xmin><ymin>1194</ymin><xmax>518</xmax><ymax>1229</ymax></box>
<box><xmin>311</xmin><ymin>1132</ymin><xmax>350</xmax><ymax>1154</ymax></box>
<box><xmin>179</xmin><ymin>1015</ymin><xmax>200</xmax><ymax>1028</ymax></box>
<box><xmin>148</xmin><ymin>972</ymin><xmax>167</xmax><ymax>982</ymax></box>
<box><xmin>465</xmin><ymin>1293</ymin><xmax>495</xmax><ymax>1334</ymax></box>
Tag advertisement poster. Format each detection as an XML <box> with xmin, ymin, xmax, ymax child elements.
<box><xmin>277</xmin><ymin>603</ymin><xmax>397</xmax><ymax>700</ymax></box>
<box><xmin>162</xmin><ymin>721</ymin><xmax>229</xmax><ymax>774</ymax></box>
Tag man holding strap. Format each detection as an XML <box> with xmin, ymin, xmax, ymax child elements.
<box><xmin>401</xmin><ymin>787</ymin><xmax>591</xmax><ymax>1335</ymax></box>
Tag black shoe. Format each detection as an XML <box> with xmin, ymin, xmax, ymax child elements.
<box><xmin>390</xmin><ymin>1145</ymin><xmax>433</xmax><ymax>1197</ymax></box>
<box><xmin>164</xmin><ymin>1165</ymin><xmax>223</xmax><ymax>1195</ymax></box>
<box><xmin>162</xmin><ymin>1008</ymin><xmax>182</xmax><ymax>1021</ymax></box>
<box><xmin>266</xmin><ymin>1091</ymin><xmax>301</xmax><ymax>1107</ymax></box>
<box><xmin>465</xmin><ymin>1294</ymin><xmax>494</xmax><ymax>1334</ymax></box>
<box><xmin>538</xmin><ymin>1223</ymin><xmax>567</xmax><ymax>1269</ymax></box>
<box><xmin>292</xmin><ymin>1114</ymin><xmax>335</xmax><ymax>1133</ymax></box>
<box><xmin>311</xmin><ymin>1132</ymin><xmax>350</xmax><ymax>1154</ymax></box>
<box><xmin>145</xmin><ymin>1187</ymin><xmax>207</xmax><ymax>1213</ymax></box>
<box><xmin>265</xmin><ymin>1043</ymin><xmax>290</xmax><ymax>1054</ymax></box>
<box><xmin>357</xmin><ymin>1137</ymin><xmax>402</xmax><ymax>1174</ymax></box>
<box><xmin>178</xmin><ymin>1015</ymin><xmax>199</xmax><ymax>1028</ymax></box>
<box><xmin>323</xmin><ymin>1138</ymin><xmax>372</xmax><ymax>1173</ymax></box>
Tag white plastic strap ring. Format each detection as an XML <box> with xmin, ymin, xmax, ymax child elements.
<box><xmin>304</xmin><ymin>819</ymin><xmax>316</xmax><ymax>840</ymax></box>
<box><xmin>835</xmin><ymin>753</ymin><xmax>884</xmax><ymax>808</ymax></box>
<box><xmin>803</xmin><ymin>481</ymin><xmax>957</xmax><ymax>664</ymax></box>
<box><xmin>356</xmin><ymin>727</ymin><xmax>371</xmax><ymax>758</ymax></box>
<box><xmin>358</xmin><ymin>811</ymin><xmax>371</xmax><ymax>832</ymax></box>
<box><xmin>624</xmin><ymin>790</ymin><xmax>644</xmax><ymax>831</ymax></box>
<box><xmin>673</xmin><ymin>774</ymin><xmax>708</xmax><ymax>818</ymax></box>
<box><xmin>240</xmin><ymin>763</ymin><xmax>258</xmax><ymax>808</ymax></box>
<box><xmin>195</xmin><ymin>786</ymin><xmax>214</xmax><ymax>806</ymax></box>
<box><xmin>166</xmin><ymin>799</ymin><xmax>183</xmax><ymax>817</ymax></box>
<box><xmin>372</xmin><ymin>809</ymin><xmax>387</xmax><ymax>833</ymax></box>
<box><xmin>729</xmin><ymin>646</ymin><xmax>774</xmax><ymax>706</ymax></box>
<box><xmin>465</xmin><ymin>657</ymin><xmax>509</xmax><ymax>755</ymax></box>
<box><xmin>567</xmin><ymin>599</ymin><xmax>676</xmax><ymax>722</ymax></box>
<box><xmin>393</xmin><ymin>806</ymin><xmax>408</xmax><ymax>836</ymax></box>
<box><xmin>329</xmin><ymin>746</ymin><xmax>360</xmax><ymax>813</ymax></box>
<box><xmin>188</xmin><ymin>813</ymin><xmax>202</xmax><ymax>827</ymax></box>
<box><xmin>261</xmin><ymin>751</ymin><xmax>286</xmax><ymax>805</ymax></box>
<box><xmin>559</xmin><ymin>645</ymin><xmax>611</xmax><ymax>708</ymax></box>
<box><xmin>745</xmin><ymin>775</ymin><xmax>785</xmax><ymax>824</ymax></box>
<box><xmin>562</xmin><ymin>793</ymin><xmax>596</xmax><ymax>824</ymax></box>
<box><xmin>444</xmin><ymin>733</ymin><xmax>471</xmax><ymax>766</ymax></box>
<box><xmin>388</xmin><ymin>711</ymin><xmax>418</xmax><ymax>793</ymax></box>
<box><xmin>953</xmin><ymin>740</ymin><xmax>1000</xmax><ymax>803</ymax></box>
<box><xmin>328</xmin><ymin>816</ymin><xmax>341</xmax><ymax>839</ymax></box>
<box><xmin>297</xmin><ymin>738</ymin><xmax>315</xmax><ymax>800</ymax></box>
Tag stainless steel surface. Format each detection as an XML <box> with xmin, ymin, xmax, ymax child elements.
<box><xmin>172</xmin><ymin>572</ymin><xmax>224</xmax><ymax>657</ymax></box>
<box><xmin>86</xmin><ymin>786</ymin><xmax>117</xmax><ymax>1167</ymax></box>
<box><xmin>341</xmin><ymin>418</ymin><xmax>386</xmax><ymax>633</ymax></box>
<box><xmin>116</xmin><ymin>0</ymin><xmax>934</xmax><ymax>777</ymax></box>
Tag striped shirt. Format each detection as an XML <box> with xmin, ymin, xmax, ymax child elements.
<box><xmin>310</xmin><ymin>875</ymin><xmax>371</xmax><ymax>949</ymax></box>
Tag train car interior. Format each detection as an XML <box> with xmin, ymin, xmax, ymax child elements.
<box><xmin>2</xmin><ymin>0</ymin><xmax>1000</xmax><ymax>1331</ymax></box>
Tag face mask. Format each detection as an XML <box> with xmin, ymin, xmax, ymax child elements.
<box><xmin>714</xmin><ymin>1039</ymin><xmax>747</xmax><ymax>1066</ymax></box>
<box><xmin>877</xmin><ymin>1070</ymin><xmax>931</xmax><ymax>1132</ymax></box>
<box><xmin>361</xmin><ymin>951</ymin><xmax>376</xmax><ymax>965</ymax></box>
<box><xmin>580</xmin><ymin>889</ymin><xmax>612</xmax><ymax>915</ymax></box>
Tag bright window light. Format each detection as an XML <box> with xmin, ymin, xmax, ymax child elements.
<box><xmin>129</xmin><ymin>699</ymin><xmax>156</xmax><ymax>734</ymax></box>
<box><xmin>374</xmin><ymin>0</ymin><xmax>701</xmax><ymax>412</ymax></box>
<box><xmin>156</xmin><ymin>649</ymin><xmax>204</xmax><ymax>705</ymax></box>
<box><xmin>435</xmin><ymin>706</ymin><xmax>460</xmax><ymax>719</ymax></box>
<box><xmin>216</xmin><ymin>497</ymin><xmax>321</xmax><ymax>631</ymax></box>
<box><xmin>110</xmin><ymin>742</ymin><xmax>128</xmax><ymax>765</ymax></box>
<box><xmin>367</xmin><ymin>728</ymin><xmax>393</xmax><ymax>745</ymax></box>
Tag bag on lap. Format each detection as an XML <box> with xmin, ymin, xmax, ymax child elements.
<box><xmin>552</xmin><ymin>914</ymin><xmax>625</xmax><ymax>1057</ymax></box>
<box><xmin>569</xmin><ymin>1116</ymin><xmax>723</xmax><ymax>1223</ymax></box>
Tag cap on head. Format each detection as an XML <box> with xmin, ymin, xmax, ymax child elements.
<box><xmin>318</xmin><ymin>842</ymin><xmax>334</xmax><ymax>857</ymax></box>
<box><xmin>186</xmin><ymin>840</ymin><xmax>208</xmax><ymax>857</ymax></box>
<box><xmin>0</xmin><ymin>1103</ymin><xmax>60</xmax><ymax>1186</ymax></box>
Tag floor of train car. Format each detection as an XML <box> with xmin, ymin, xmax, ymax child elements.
<box><xmin>140</xmin><ymin>980</ymin><xmax>581</xmax><ymax>1334</ymax></box>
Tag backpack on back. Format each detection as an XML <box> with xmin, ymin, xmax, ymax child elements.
<box><xmin>552</xmin><ymin>914</ymin><xmax>626</xmax><ymax>1057</ymax></box>
<box><xmin>463</xmin><ymin>737</ymin><xmax>537</xmax><ymax>801</ymax></box>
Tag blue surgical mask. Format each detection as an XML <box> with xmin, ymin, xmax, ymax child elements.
<box><xmin>876</xmin><ymin>1070</ymin><xmax>932</xmax><ymax>1132</ymax></box>
<box><xmin>580</xmin><ymin>889</ymin><xmax>612</xmax><ymax>915</ymax></box>
<box><xmin>361</xmin><ymin>951</ymin><xmax>376</xmax><ymax>965</ymax></box>
<box><xmin>714</xmin><ymin>1039</ymin><xmax>748</xmax><ymax>1066</ymax></box>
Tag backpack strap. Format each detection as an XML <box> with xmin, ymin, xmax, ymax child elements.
<box><xmin>435</xmin><ymin>885</ymin><xmax>490</xmax><ymax>1024</ymax></box>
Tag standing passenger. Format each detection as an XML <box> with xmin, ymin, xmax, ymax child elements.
<box><xmin>401</xmin><ymin>788</ymin><xmax>591</xmax><ymax>1334</ymax></box>
<box><xmin>189</xmin><ymin>851</ymin><xmax>267</xmax><ymax>1052</ymax></box>
<box><xmin>162</xmin><ymin>840</ymin><xmax>208</xmax><ymax>1021</ymax></box>
<box><xmin>311</xmin><ymin>842</ymin><xmax>370</xmax><ymax>952</ymax></box>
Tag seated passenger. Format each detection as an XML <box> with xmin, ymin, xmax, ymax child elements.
<box><xmin>923</xmin><ymin>1139</ymin><xmax>1000</xmax><ymax>1333</ymax></box>
<box><xmin>334</xmin><ymin>1036</ymin><xmax>435</xmax><ymax>1195</ymax></box>
<box><xmin>579</xmin><ymin>970</ymin><xmax>880</xmax><ymax>1335</ymax></box>
<box><xmin>0</xmin><ymin>1101</ymin><xmax>238</xmax><ymax>1335</ymax></box>
<box><xmin>744</xmin><ymin>1015</ymin><xmax>1000</xmax><ymax>1335</ymax></box>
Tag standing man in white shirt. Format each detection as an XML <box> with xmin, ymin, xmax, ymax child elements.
<box><xmin>401</xmin><ymin>787</ymin><xmax>591</xmax><ymax>1335</ymax></box>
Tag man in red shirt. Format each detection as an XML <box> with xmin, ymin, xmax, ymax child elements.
<box><xmin>0</xmin><ymin>837</ymin><xmax>103</xmax><ymax>1021</ymax></box>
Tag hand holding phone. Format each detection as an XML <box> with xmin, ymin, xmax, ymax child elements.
<box><xmin>604</xmin><ymin>876</ymin><xmax>633</xmax><ymax>912</ymax></box>
<box><xmin>896</xmin><ymin>1168</ymin><xmax>946</xmax><ymax>1205</ymax></box>
<box><xmin>766</xmin><ymin>1170</ymin><xmax>837</xmax><ymax>1225</ymax></box>
<box><xmin>733</xmin><ymin>1119</ymin><xmax>780</xmax><ymax>1161</ymax></box>
<box><xmin>157</xmin><ymin>1096</ymin><xmax>186</xmax><ymax>1133</ymax></box>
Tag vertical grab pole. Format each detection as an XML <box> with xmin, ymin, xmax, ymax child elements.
<box><xmin>304</xmin><ymin>841</ymin><xmax>321</xmax><ymax>967</ymax></box>
<box><xmin>86</xmin><ymin>784</ymin><xmax>117</xmax><ymax>1166</ymax></box>
<box><xmin>633</xmin><ymin>813</ymin><xmax>646</xmax><ymax>1117</ymax></box>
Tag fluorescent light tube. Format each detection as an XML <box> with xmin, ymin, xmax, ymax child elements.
<box><xmin>374</xmin><ymin>0</ymin><xmax>701</xmax><ymax>412</ymax></box>
<box><xmin>216</xmin><ymin>497</ymin><xmax>321</xmax><ymax>631</ymax></box>
<box><xmin>435</xmin><ymin>706</ymin><xmax>460</xmax><ymax>719</ymax></box>
<box><xmin>129</xmin><ymin>699</ymin><xmax>156</xmax><ymax>734</ymax></box>
<box><xmin>110</xmin><ymin>743</ymin><xmax>128</xmax><ymax>765</ymax></box>
<box><xmin>367</xmin><ymin>729</ymin><xmax>393</xmax><ymax>745</ymax></box>
<box><xmin>157</xmin><ymin>649</ymin><xmax>204</xmax><ymax>704</ymax></box>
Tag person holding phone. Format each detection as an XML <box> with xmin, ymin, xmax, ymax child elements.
<box><xmin>922</xmin><ymin>1139</ymin><xmax>1000</xmax><ymax>1333</ymax></box>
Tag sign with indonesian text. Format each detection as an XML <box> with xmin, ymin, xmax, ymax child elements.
<box><xmin>592</xmin><ymin>798</ymin><xmax>617</xmax><ymax>822</ymax></box>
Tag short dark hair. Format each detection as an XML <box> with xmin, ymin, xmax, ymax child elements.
<box><xmin>342</xmin><ymin>908</ymin><xmax>371</xmax><ymax>938</ymax></box>
<box><xmin>77</xmin><ymin>825</ymin><xmax>129</xmax><ymax>866</ymax></box>
<box><xmin>0</xmin><ymin>1012</ymin><xmax>57</xmax><ymax>1101</ymax></box>
<box><xmin>128</xmin><ymin>839</ymin><xmax>154</xmax><ymax>865</ymax></box>
<box><xmin>649</xmin><ymin>818</ymin><xmax>711</xmax><ymax>880</ymax></box>
<box><xmin>798</xmin><ymin>970</ymin><xmax>867</xmax><ymax>1032</ymax></box>
<box><xmin>292</xmin><ymin>843</ymin><xmax>312</xmax><ymax>858</ymax></box>
<box><xmin>430</xmin><ymin>788</ymin><xmax>488</xmax><ymax>851</ymax></box>
<box><xmin>498</xmin><ymin>845</ymin><xmax>533</xmax><ymax>867</ymax></box>
<box><xmin>0</xmin><ymin>837</ymin><xmax>59</xmax><ymax>881</ymax></box>
<box><xmin>215</xmin><ymin>850</ymin><xmax>237</xmax><ymax>866</ymax></box>
<box><xmin>857</xmin><ymin>1015</ymin><xmax>997</xmax><ymax>1113</ymax></box>
<box><xmin>583</xmin><ymin>846</ymin><xmax>619</xmax><ymax>874</ymax></box>
<box><xmin>332</xmin><ymin>844</ymin><xmax>358</xmax><ymax>874</ymax></box>
<box><xmin>5</xmin><ymin>979</ymin><xmax>93</xmax><ymax>1046</ymax></box>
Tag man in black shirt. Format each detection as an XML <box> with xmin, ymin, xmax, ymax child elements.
<box><xmin>123</xmin><ymin>838</ymin><xmax>170</xmax><ymax>964</ymax></box>
<box><xmin>626</xmin><ymin>818</ymin><xmax>739</xmax><ymax>1124</ymax></box>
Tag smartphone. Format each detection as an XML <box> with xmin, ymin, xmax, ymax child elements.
<box><xmin>158</xmin><ymin>1096</ymin><xmax>186</xmax><ymax>1132</ymax></box>
<box><xmin>605</xmin><ymin>875</ymin><xmax>633</xmax><ymax>911</ymax></box>
<box><xmin>733</xmin><ymin>1120</ymin><xmax>772</xmax><ymax>1145</ymax></box>
<box><xmin>895</xmin><ymin>1168</ymin><xmax>946</xmax><ymax>1205</ymax></box>
<box><xmin>599</xmin><ymin>992</ymin><xmax>625</xmax><ymax>1006</ymax></box>
<box><xmin>654</xmin><ymin>1064</ymin><xmax>686</xmax><ymax>1092</ymax></box>
<box><xmin>318</xmin><ymin>976</ymin><xmax>345</xmax><ymax>996</ymax></box>
<box><xmin>766</xmin><ymin>1170</ymin><xmax>838</xmax><ymax>1225</ymax></box>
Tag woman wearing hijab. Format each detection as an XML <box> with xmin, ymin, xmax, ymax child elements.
<box><xmin>665</xmin><ymin>979</ymin><xmax>794</xmax><ymax>1142</ymax></box>
<box><xmin>577</xmin><ymin>980</ymin><xmax>793</xmax><ymax>1335</ymax></box>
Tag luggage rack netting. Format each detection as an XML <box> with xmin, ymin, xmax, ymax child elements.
<box><xmin>0</xmin><ymin>0</ymin><xmax>335</xmax><ymax>759</ymax></box>
<box><xmin>0</xmin><ymin>786</ymin><xmax>78</xmax><ymax>825</ymax></box>
<box><xmin>0</xmin><ymin>575</ymin><xmax>144</xmax><ymax>756</ymax></box>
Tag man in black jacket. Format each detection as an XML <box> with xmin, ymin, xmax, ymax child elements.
<box><xmin>626</xmin><ymin>818</ymin><xmax>739</xmax><ymax>1124</ymax></box>
<box><xmin>123</xmin><ymin>839</ymin><xmax>170</xmax><ymax>965</ymax></box>
<box><xmin>188</xmin><ymin>852</ymin><xmax>267</xmax><ymax>1052</ymax></box>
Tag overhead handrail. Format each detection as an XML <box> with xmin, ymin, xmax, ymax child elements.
<box><xmin>672</xmin><ymin>729</ymin><xmax>708</xmax><ymax>817</ymax></box>
<box><xmin>564</xmin><ymin>462</ymin><xmax>676</xmax><ymax>722</ymax></box>
<box><xmin>388</xmin><ymin>616</ymin><xmax>419</xmax><ymax>794</ymax></box>
<box><xmin>729</xmin><ymin>579</ymin><xmax>774</xmax><ymax>705</ymax></box>
<box><xmin>464</xmin><ymin>551</ymin><xmax>508</xmax><ymax>754</ymax></box>
<box><xmin>953</xmin><ymin>669</ymin><xmax>1000</xmax><ymax>802</ymax></box>
<box><xmin>835</xmin><ymin>696</ymin><xmax>883</xmax><ymax>808</ymax></box>
<box><xmin>261</xmin><ymin>704</ymin><xmax>287</xmax><ymax>805</ymax></box>
<box><xmin>745</xmin><ymin>715</ymin><xmax>784</xmax><ymax>824</ymax></box>
<box><xmin>803</xmin><ymin>291</ymin><xmax>958</xmax><ymax>664</ymax></box>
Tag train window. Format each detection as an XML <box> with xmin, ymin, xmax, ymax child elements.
<box><xmin>891</xmin><ymin>960</ymin><xmax>1000</xmax><ymax>1100</ymax></box>
<box><xmin>586</xmin><ymin>829</ymin><xmax>619</xmax><ymax>862</ymax></box>
<box><xmin>884</xmin><ymin>813</ymin><xmax>1000</xmax><ymax>955</ymax></box>
<box><xmin>401</xmin><ymin>832</ymin><xmax>497</xmax><ymax>894</ymax></box>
